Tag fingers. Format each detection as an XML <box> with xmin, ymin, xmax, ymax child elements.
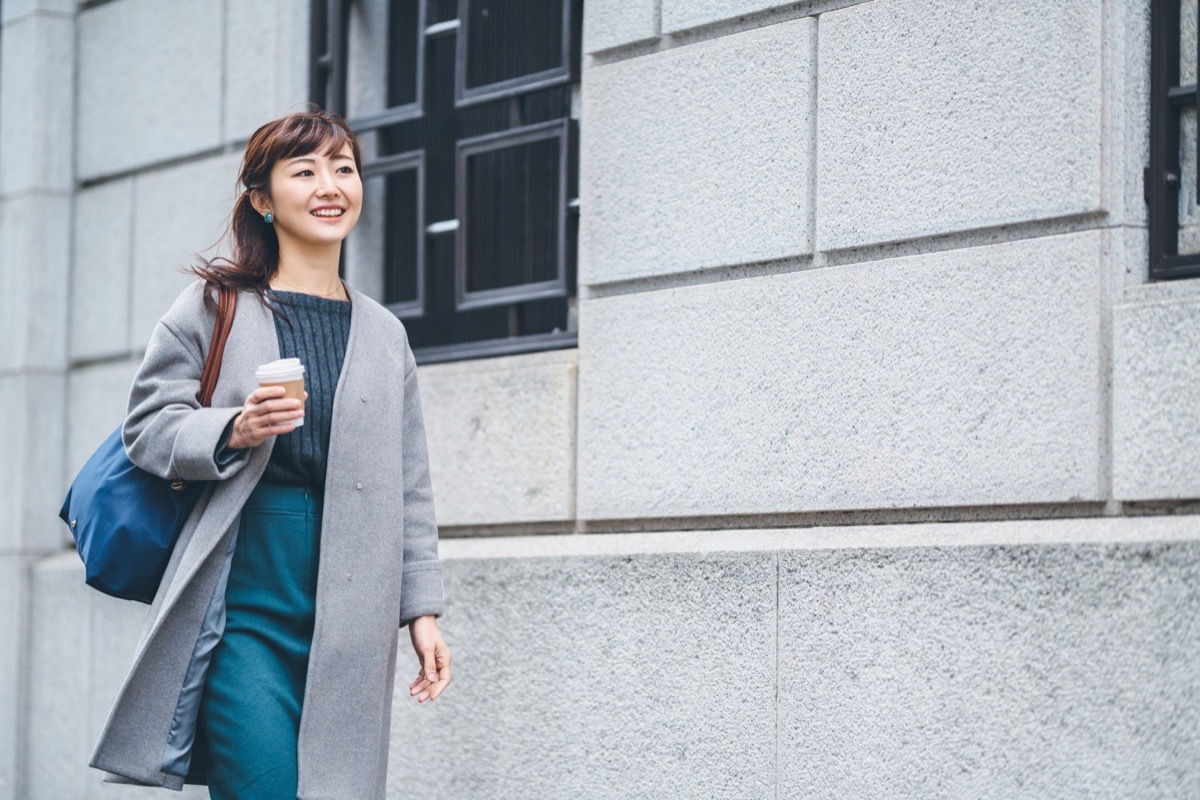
<box><xmin>423</xmin><ymin>651</ymin><xmax>438</xmax><ymax>687</ymax></box>
<box><xmin>409</xmin><ymin>647</ymin><xmax>437</xmax><ymax>702</ymax></box>
<box><xmin>410</xmin><ymin>643</ymin><xmax>453</xmax><ymax>703</ymax></box>
<box><xmin>427</xmin><ymin>664</ymin><xmax>452</xmax><ymax>701</ymax></box>
<box><xmin>235</xmin><ymin>387</ymin><xmax>304</xmax><ymax>447</ymax></box>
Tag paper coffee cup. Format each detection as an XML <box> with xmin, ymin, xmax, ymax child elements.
<box><xmin>255</xmin><ymin>358</ymin><xmax>306</xmax><ymax>427</ymax></box>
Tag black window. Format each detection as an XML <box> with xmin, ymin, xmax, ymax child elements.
<box><xmin>312</xmin><ymin>0</ymin><xmax>581</xmax><ymax>363</ymax></box>
<box><xmin>1147</xmin><ymin>0</ymin><xmax>1200</xmax><ymax>280</ymax></box>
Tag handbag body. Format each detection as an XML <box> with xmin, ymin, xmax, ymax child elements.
<box><xmin>59</xmin><ymin>285</ymin><xmax>237</xmax><ymax>603</ymax></box>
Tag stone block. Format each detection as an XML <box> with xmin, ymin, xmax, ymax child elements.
<box><xmin>387</xmin><ymin>550</ymin><xmax>776</xmax><ymax>797</ymax></box>
<box><xmin>419</xmin><ymin>350</ymin><xmax>577</xmax><ymax>526</ymax></box>
<box><xmin>779</xmin><ymin>539</ymin><xmax>1200</xmax><ymax>798</ymax></box>
<box><xmin>580</xmin><ymin>19</ymin><xmax>813</xmax><ymax>285</ymax></box>
<box><xmin>0</xmin><ymin>13</ymin><xmax>73</xmax><ymax>194</ymax></box>
<box><xmin>0</xmin><ymin>372</ymin><xmax>67</xmax><ymax>553</ymax></box>
<box><xmin>1</xmin><ymin>0</ymin><xmax>74</xmax><ymax>24</ymax></box>
<box><xmin>71</xmin><ymin>180</ymin><xmax>134</xmax><ymax>362</ymax></box>
<box><xmin>0</xmin><ymin>193</ymin><xmax>71</xmax><ymax>371</ymax></box>
<box><xmin>26</xmin><ymin>556</ymin><xmax>92</xmax><ymax>800</ymax></box>
<box><xmin>1109</xmin><ymin>0</ymin><xmax>1151</xmax><ymax>229</ymax></box>
<box><xmin>661</xmin><ymin>0</ymin><xmax>798</xmax><ymax>33</ymax></box>
<box><xmin>77</xmin><ymin>0</ymin><xmax>223</xmax><ymax>179</ymax></box>
<box><xmin>817</xmin><ymin>0</ymin><xmax>1103</xmax><ymax>250</ymax></box>
<box><xmin>66</xmin><ymin>358</ymin><xmax>142</xmax><ymax>481</ymax></box>
<box><xmin>1113</xmin><ymin>287</ymin><xmax>1200</xmax><ymax>500</ymax></box>
<box><xmin>345</xmin><ymin>1</ymin><xmax>390</xmax><ymax>120</ymax></box>
<box><xmin>583</xmin><ymin>0</ymin><xmax>658</xmax><ymax>53</ymax></box>
<box><xmin>224</xmin><ymin>0</ymin><xmax>310</xmax><ymax>142</ymax></box>
<box><xmin>130</xmin><ymin>153</ymin><xmax>240</xmax><ymax>349</ymax></box>
<box><xmin>0</xmin><ymin>556</ymin><xmax>25</xmax><ymax>800</ymax></box>
<box><xmin>577</xmin><ymin>231</ymin><xmax>1105</xmax><ymax>520</ymax></box>
<box><xmin>344</xmin><ymin>171</ymin><xmax>388</xmax><ymax>302</ymax></box>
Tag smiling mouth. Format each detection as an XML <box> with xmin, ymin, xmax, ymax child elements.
<box><xmin>311</xmin><ymin>209</ymin><xmax>345</xmax><ymax>217</ymax></box>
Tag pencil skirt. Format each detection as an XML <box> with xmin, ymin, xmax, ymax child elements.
<box><xmin>199</xmin><ymin>482</ymin><xmax>322</xmax><ymax>800</ymax></box>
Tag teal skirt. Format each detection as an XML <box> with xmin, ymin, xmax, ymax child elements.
<box><xmin>199</xmin><ymin>482</ymin><xmax>322</xmax><ymax>799</ymax></box>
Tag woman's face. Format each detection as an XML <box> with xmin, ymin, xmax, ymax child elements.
<box><xmin>262</xmin><ymin>141</ymin><xmax>363</xmax><ymax>250</ymax></box>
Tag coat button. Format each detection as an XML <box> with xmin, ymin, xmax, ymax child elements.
<box><xmin>361</xmin><ymin>396</ymin><xmax>367</xmax><ymax>403</ymax></box>
<box><xmin>356</xmin><ymin>482</ymin><xmax>363</xmax><ymax>490</ymax></box>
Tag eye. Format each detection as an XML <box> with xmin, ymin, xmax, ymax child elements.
<box><xmin>337</xmin><ymin>166</ymin><xmax>356</xmax><ymax>174</ymax></box>
<box><xmin>294</xmin><ymin>169</ymin><xmax>314</xmax><ymax>177</ymax></box>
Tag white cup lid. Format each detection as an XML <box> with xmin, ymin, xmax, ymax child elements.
<box><xmin>255</xmin><ymin>358</ymin><xmax>305</xmax><ymax>382</ymax></box>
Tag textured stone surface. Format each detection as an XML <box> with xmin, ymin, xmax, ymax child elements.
<box><xmin>1113</xmin><ymin>288</ymin><xmax>1200</xmax><ymax>500</ymax></box>
<box><xmin>438</xmin><ymin>514</ymin><xmax>1200</xmax><ymax>560</ymax></box>
<box><xmin>583</xmin><ymin>0</ymin><xmax>658</xmax><ymax>53</ymax></box>
<box><xmin>779</xmin><ymin>540</ymin><xmax>1200</xmax><ymax>798</ymax></box>
<box><xmin>0</xmin><ymin>373</ymin><xmax>67</xmax><ymax>552</ymax></box>
<box><xmin>581</xmin><ymin>19</ymin><xmax>813</xmax><ymax>284</ymax></box>
<box><xmin>1111</xmin><ymin>0</ymin><xmax>1151</xmax><ymax>230</ymax></box>
<box><xmin>1</xmin><ymin>0</ymin><xmax>74</xmax><ymax>23</ymax></box>
<box><xmin>27</xmin><ymin>557</ymin><xmax>91</xmax><ymax>799</ymax></box>
<box><xmin>66</xmin><ymin>359</ymin><xmax>142</xmax><ymax>481</ymax></box>
<box><xmin>578</xmin><ymin>232</ymin><xmax>1105</xmax><ymax>520</ymax></box>
<box><xmin>71</xmin><ymin>180</ymin><xmax>134</xmax><ymax>361</ymax></box>
<box><xmin>662</xmin><ymin>0</ymin><xmax>800</xmax><ymax>33</ymax></box>
<box><xmin>0</xmin><ymin>13</ymin><xmax>73</xmax><ymax>195</ymax></box>
<box><xmin>0</xmin><ymin>557</ymin><xmax>24</xmax><ymax>800</ymax></box>
<box><xmin>130</xmin><ymin>153</ymin><xmax>240</xmax><ymax>349</ymax></box>
<box><xmin>17</xmin><ymin>516</ymin><xmax>1200</xmax><ymax>798</ymax></box>
<box><xmin>0</xmin><ymin>193</ymin><xmax>71</xmax><ymax>371</ymax></box>
<box><xmin>77</xmin><ymin>0</ymin><xmax>223</xmax><ymax>179</ymax></box>
<box><xmin>387</xmin><ymin>551</ymin><xmax>777</xmax><ymax>798</ymax></box>
<box><xmin>420</xmin><ymin>350</ymin><xmax>577</xmax><ymax>526</ymax></box>
<box><xmin>224</xmin><ymin>0</ymin><xmax>310</xmax><ymax>142</ymax></box>
<box><xmin>344</xmin><ymin>171</ymin><xmax>388</xmax><ymax>303</ymax></box>
<box><xmin>345</xmin><ymin>1</ymin><xmax>391</xmax><ymax>120</ymax></box>
<box><xmin>817</xmin><ymin>0</ymin><xmax>1103</xmax><ymax>249</ymax></box>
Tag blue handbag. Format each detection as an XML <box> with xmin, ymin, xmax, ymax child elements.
<box><xmin>59</xmin><ymin>286</ymin><xmax>237</xmax><ymax>603</ymax></box>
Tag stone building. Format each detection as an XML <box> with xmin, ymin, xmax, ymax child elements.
<box><xmin>1</xmin><ymin>0</ymin><xmax>1197</xmax><ymax>797</ymax></box>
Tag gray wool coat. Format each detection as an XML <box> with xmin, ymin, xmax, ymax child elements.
<box><xmin>89</xmin><ymin>279</ymin><xmax>445</xmax><ymax>798</ymax></box>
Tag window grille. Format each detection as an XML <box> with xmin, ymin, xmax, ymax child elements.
<box><xmin>312</xmin><ymin>0</ymin><xmax>581</xmax><ymax>363</ymax></box>
<box><xmin>1148</xmin><ymin>0</ymin><xmax>1200</xmax><ymax>280</ymax></box>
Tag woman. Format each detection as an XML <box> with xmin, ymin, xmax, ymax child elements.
<box><xmin>89</xmin><ymin>110</ymin><xmax>452</xmax><ymax>798</ymax></box>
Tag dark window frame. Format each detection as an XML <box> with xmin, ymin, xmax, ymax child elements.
<box><xmin>456</xmin><ymin>119</ymin><xmax>571</xmax><ymax>311</ymax></box>
<box><xmin>311</xmin><ymin>0</ymin><xmax>581</xmax><ymax>364</ymax></box>
<box><xmin>1148</xmin><ymin>0</ymin><xmax>1200</xmax><ymax>280</ymax></box>
<box><xmin>361</xmin><ymin>150</ymin><xmax>427</xmax><ymax>319</ymax></box>
<box><xmin>455</xmin><ymin>0</ymin><xmax>575</xmax><ymax>106</ymax></box>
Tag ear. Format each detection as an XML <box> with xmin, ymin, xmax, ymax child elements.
<box><xmin>249</xmin><ymin>189</ymin><xmax>272</xmax><ymax>217</ymax></box>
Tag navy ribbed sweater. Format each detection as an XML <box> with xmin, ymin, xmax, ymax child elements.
<box><xmin>215</xmin><ymin>289</ymin><xmax>352</xmax><ymax>489</ymax></box>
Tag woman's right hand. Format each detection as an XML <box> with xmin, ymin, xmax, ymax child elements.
<box><xmin>227</xmin><ymin>386</ymin><xmax>307</xmax><ymax>449</ymax></box>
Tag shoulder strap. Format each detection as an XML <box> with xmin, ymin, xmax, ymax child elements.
<box><xmin>197</xmin><ymin>285</ymin><xmax>237</xmax><ymax>408</ymax></box>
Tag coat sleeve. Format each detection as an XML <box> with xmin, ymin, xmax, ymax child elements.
<box><xmin>397</xmin><ymin>336</ymin><xmax>446</xmax><ymax>628</ymax></box>
<box><xmin>123</xmin><ymin>316</ymin><xmax>249</xmax><ymax>482</ymax></box>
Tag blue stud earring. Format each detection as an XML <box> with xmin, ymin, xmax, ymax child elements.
<box><xmin>264</xmin><ymin>212</ymin><xmax>273</xmax><ymax>224</ymax></box>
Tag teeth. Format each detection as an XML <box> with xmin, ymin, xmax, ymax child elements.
<box><xmin>311</xmin><ymin>209</ymin><xmax>344</xmax><ymax>217</ymax></box>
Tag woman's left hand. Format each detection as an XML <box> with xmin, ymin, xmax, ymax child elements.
<box><xmin>408</xmin><ymin>615</ymin><xmax>452</xmax><ymax>703</ymax></box>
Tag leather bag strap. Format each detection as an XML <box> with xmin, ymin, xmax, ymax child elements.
<box><xmin>196</xmin><ymin>285</ymin><xmax>237</xmax><ymax>408</ymax></box>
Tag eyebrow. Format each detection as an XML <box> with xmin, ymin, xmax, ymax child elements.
<box><xmin>286</xmin><ymin>153</ymin><xmax>354</xmax><ymax>165</ymax></box>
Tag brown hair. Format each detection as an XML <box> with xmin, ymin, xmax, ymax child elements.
<box><xmin>190</xmin><ymin>108</ymin><xmax>363</xmax><ymax>312</ymax></box>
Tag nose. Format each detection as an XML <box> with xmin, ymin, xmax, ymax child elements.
<box><xmin>315</xmin><ymin>169</ymin><xmax>340</xmax><ymax>197</ymax></box>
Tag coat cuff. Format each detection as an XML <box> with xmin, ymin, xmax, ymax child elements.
<box><xmin>213</xmin><ymin>417</ymin><xmax>246</xmax><ymax>469</ymax></box>
<box><xmin>399</xmin><ymin>561</ymin><xmax>445</xmax><ymax>628</ymax></box>
<box><xmin>174</xmin><ymin>407</ymin><xmax>247</xmax><ymax>481</ymax></box>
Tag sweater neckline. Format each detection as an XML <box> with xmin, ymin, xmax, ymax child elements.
<box><xmin>266</xmin><ymin>287</ymin><xmax>352</xmax><ymax>310</ymax></box>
